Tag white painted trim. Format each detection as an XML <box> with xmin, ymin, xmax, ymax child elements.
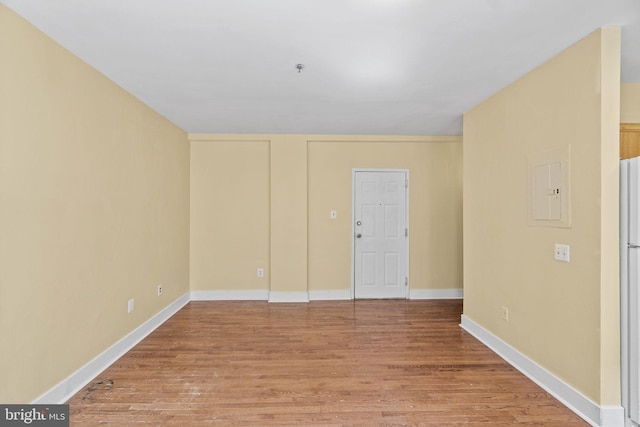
<box><xmin>32</xmin><ymin>292</ymin><xmax>190</xmax><ymax>405</ymax></box>
<box><xmin>268</xmin><ymin>292</ymin><xmax>310</xmax><ymax>303</ymax></box>
<box><xmin>190</xmin><ymin>289</ymin><xmax>269</xmax><ymax>301</ymax></box>
<box><xmin>308</xmin><ymin>289</ymin><xmax>352</xmax><ymax>301</ymax></box>
<box><xmin>460</xmin><ymin>315</ymin><xmax>624</xmax><ymax>427</ymax></box>
<box><xmin>600</xmin><ymin>406</ymin><xmax>626</xmax><ymax>427</ymax></box>
<box><xmin>410</xmin><ymin>288</ymin><xmax>463</xmax><ymax>299</ymax></box>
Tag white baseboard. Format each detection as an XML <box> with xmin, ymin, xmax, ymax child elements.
<box><xmin>268</xmin><ymin>292</ymin><xmax>310</xmax><ymax>303</ymax></box>
<box><xmin>32</xmin><ymin>292</ymin><xmax>190</xmax><ymax>405</ymax></box>
<box><xmin>460</xmin><ymin>315</ymin><xmax>624</xmax><ymax>427</ymax></box>
<box><xmin>410</xmin><ymin>288</ymin><xmax>463</xmax><ymax>299</ymax></box>
<box><xmin>191</xmin><ymin>289</ymin><xmax>463</xmax><ymax>301</ymax></box>
<box><xmin>190</xmin><ymin>289</ymin><xmax>269</xmax><ymax>301</ymax></box>
<box><xmin>309</xmin><ymin>289</ymin><xmax>352</xmax><ymax>301</ymax></box>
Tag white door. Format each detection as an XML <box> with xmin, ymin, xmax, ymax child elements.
<box><xmin>625</xmin><ymin>157</ymin><xmax>640</xmax><ymax>424</ymax></box>
<box><xmin>353</xmin><ymin>170</ymin><xmax>408</xmax><ymax>299</ymax></box>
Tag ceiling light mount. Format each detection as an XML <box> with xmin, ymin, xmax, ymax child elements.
<box><xmin>295</xmin><ymin>63</ymin><xmax>305</xmax><ymax>73</ymax></box>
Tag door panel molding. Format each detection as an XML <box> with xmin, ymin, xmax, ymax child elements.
<box><xmin>351</xmin><ymin>169</ymin><xmax>409</xmax><ymax>299</ymax></box>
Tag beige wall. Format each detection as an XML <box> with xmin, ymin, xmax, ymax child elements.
<box><xmin>270</xmin><ymin>136</ymin><xmax>309</xmax><ymax>294</ymax></box>
<box><xmin>463</xmin><ymin>28</ymin><xmax>620</xmax><ymax>405</ymax></box>
<box><xmin>190</xmin><ymin>139</ymin><xmax>270</xmax><ymax>292</ymax></box>
<box><xmin>308</xmin><ymin>138</ymin><xmax>462</xmax><ymax>293</ymax></box>
<box><xmin>189</xmin><ymin>135</ymin><xmax>462</xmax><ymax>297</ymax></box>
<box><xmin>622</xmin><ymin>83</ymin><xmax>640</xmax><ymax>122</ymax></box>
<box><xmin>0</xmin><ymin>5</ymin><xmax>190</xmax><ymax>403</ymax></box>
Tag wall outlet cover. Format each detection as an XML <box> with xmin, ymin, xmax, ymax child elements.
<box><xmin>554</xmin><ymin>244</ymin><xmax>570</xmax><ymax>262</ymax></box>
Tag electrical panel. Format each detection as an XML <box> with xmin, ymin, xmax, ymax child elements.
<box><xmin>528</xmin><ymin>146</ymin><xmax>571</xmax><ymax>228</ymax></box>
<box><xmin>533</xmin><ymin>161</ymin><xmax>561</xmax><ymax>221</ymax></box>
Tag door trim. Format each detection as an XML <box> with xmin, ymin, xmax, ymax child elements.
<box><xmin>351</xmin><ymin>168</ymin><xmax>409</xmax><ymax>299</ymax></box>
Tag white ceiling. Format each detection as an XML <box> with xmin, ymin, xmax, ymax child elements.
<box><xmin>2</xmin><ymin>0</ymin><xmax>639</xmax><ymax>135</ymax></box>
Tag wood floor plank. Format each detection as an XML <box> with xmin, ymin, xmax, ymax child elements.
<box><xmin>67</xmin><ymin>300</ymin><xmax>588</xmax><ymax>425</ymax></box>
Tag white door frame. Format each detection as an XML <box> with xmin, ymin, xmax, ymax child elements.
<box><xmin>351</xmin><ymin>168</ymin><xmax>410</xmax><ymax>299</ymax></box>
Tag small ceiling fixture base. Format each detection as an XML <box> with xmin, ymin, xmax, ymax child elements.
<box><xmin>296</xmin><ymin>64</ymin><xmax>305</xmax><ymax>73</ymax></box>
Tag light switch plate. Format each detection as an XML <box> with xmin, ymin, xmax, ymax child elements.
<box><xmin>554</xmin><ymin>244</ymin><xmax>570</xmax><ymax>262</ymax></box>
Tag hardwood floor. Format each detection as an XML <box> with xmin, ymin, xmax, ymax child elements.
<box><xmin>67</xmin><ymin>300</ymin><xmax>587</xmax><ymax>426</ymax></box>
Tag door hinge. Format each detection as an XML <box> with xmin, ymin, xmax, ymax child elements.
<box><xmin>405</xmin><ymin>228</ymin><xmax>408</xmax><ymax>237</ymax></box>
<box><xmin>405</xmin><ymin>179</ymin><xmax>408</xmax><ymax>189</ymax></box>
<box><xmin>405</xmin><ymin>277</ymin><xmax>408</xmax><ymax>287</ymax></box>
